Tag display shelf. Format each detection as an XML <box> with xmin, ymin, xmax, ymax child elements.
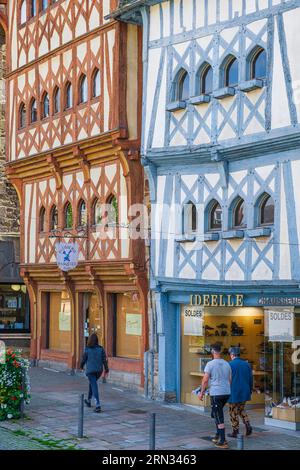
<box><xmin>190</xmin><ymin>372</ymin><xmax>205</xmax><ymax>377</ymax></box>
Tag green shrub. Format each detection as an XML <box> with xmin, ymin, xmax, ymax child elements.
<box><xmin>0</xmin><ymin>349</ymin><xmax>30</xmax><ymax>421</ymax></box>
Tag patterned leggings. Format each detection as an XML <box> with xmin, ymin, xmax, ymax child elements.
<box><xmin>229</xmin><ymin>402</ymin><xmax>250</xmax><ymax>431</ymax></box>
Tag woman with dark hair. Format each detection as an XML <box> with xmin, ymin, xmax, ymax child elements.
<box><xmin>80</xmin><ymin>333</ymin><xmax>109</xmax><ymax>413</ymax></box>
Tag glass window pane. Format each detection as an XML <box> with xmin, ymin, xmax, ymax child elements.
<box><xmin>54</xmin><ymin>88</ymin><xmax>60</xmax><ymax>114</ymax></box>
<box><xmin>93</xmin><ymin>200</ymin><xmax>102</xmax><ymax>225</ymax></box>
<box><xmin>20</xmin><ymin>104</ymin><xmax>26</xmax><ymax>128</ymax></box>
<box><xmin>80</xmin><ymin>75</ymin><xmax>88</xmax><ymax>103</ymax></box>
<box><xmin>234</xmin><ymin>199</ymin><xmax>245</xmax><ymax>227</ymax></box>
<box><xmin>40</xmin><ymin>208</ymin><xmax>45</xmax><ymax>232</ymax></box>
<box><xmin>43</xmin><ymin>94</ymin><xmax>50</xmax><ymax>118</ymax></box>
<box><xmin>31</xmin><ymin>0</ymin><xmax>37</xmax><ymax>17</ymax></box>
<box><xmin>261</xmin><ymin>196</ymin><xmax>274</xmax><ymax>225</ymax></box>
<box><xmin>93</xmin><ymin>70</ymin><xmax>100</xmax><ymax>97</ymax></box>
<box><xmin>30</xmin><ymin>100</ymin><xmax>37</xmax><ymax>123</ymax></box>
<box><xmin>41</xmin><ymin>0</ymin><xmax>48</xmax><ymax>10</ymax></box>
<box><xmin>202</xmin><ymin>66</ymin><xmax>213</xmax><ymax>94</ymax></box>
<box><xmin>65</xmin><ymin>204</ymin><xmax>73</xmax><ymax>229</ymax></box>
<box><xmin>210</xmin><ymin>202</ymin><xmax>222</xmax><ymax>230</ymax></box>
<box><xmin>65</xmin><ymin>83</ymin><xmax>72</xmax><ymax>109</ymax></box>
<box><xmin>253</xmin><ymin>49</ymin><xmax>267</xmax><ymax>79</ymax></box>
<box><xmin>79</xmin><ymin>201</ymin><xmax>87</xmax><ymax>226</ymax></box>
<box><xmin>226</xmin><ymin>58</ymin><xmax>238</xmax><ymax>87</ymax></box>
<box><xmin>0</xmin><ymin>285</ymin><xmax>29</xmax><ymax>332</ymax></box>
<box><xmin>179</xmin><ymin>72</ymin><xmax>189</xmax><ymax>100</ymax></box>
<box><xmin>20</xmin><ymin>1</ymin><xmax>27</xmax><ymax>23</ymax></box>
<box><xmin>50</xmin><ymin>206</ymin><xmax>58</xmax><ymax>230</ymax></box>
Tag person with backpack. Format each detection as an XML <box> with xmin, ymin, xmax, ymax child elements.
<box><xmin>80</xmin><ymin>333</ymin><xmax>109</xmax><ymax>413</ymax></box>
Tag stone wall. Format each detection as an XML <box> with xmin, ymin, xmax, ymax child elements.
<box><xmin>0</xmin><ymin>25</ymin><xmax>19</xmax><ymax>236</ymax></box>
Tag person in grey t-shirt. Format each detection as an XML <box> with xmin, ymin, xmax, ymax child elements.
<box><xmin>198</xmin><ymin>343</ymin><xmax>231</xmax><ymax>448</ymax></box>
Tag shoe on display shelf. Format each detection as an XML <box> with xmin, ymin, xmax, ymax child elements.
<box><xmin>217</xmin><ymin>324</ymin><xmax>228</xmax><ymax>329</ymax></box>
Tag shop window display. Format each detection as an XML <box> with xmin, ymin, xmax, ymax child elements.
<box><xmin>264</xmin><ymin>311</ymin><xmax>300</xmax><ymax>428</ymax></box>
<box><xmin>181</xmin><ymin>307</ymin><xmax>267</xmax><ymax>409</ymax></box>
<box><xmin>0</xmin><ymin>285</ymin><xmax>29</xmax><ymax>332</ymax></box>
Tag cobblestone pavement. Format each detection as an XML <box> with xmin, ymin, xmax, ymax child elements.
<box><xmin>0</xmin><ymin>427</ymin><xmax>47</xmax><ymax>450</ymax></box>
<box><xmin>1</xmin><ymin>367</ymin><xmax>300</xmax><ymax>450</ymax></box>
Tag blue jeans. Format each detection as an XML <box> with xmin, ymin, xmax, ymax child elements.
<box><xmin>87</xmin><ymin>372</ymin><xmax>101</xmax><ymax>407</ymax></box>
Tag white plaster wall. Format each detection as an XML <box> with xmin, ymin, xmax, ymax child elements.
<box><xmin>29</xmin><ymin>184</ymin><xmax>37</xmax><ymax>263</ymax></box>
<box><xmin>283</xmin><ymin>8</ymin><xmax>300</xmax><ymax>122</ymax></box>
<box><xmin>271</xmin><ymin>19</ymin><xmax>291</xmax><ymax>129</ymax></box>
<box><xmin>279</xmin><ymin>165</ymin><xmax>292</xmax><ymax>279</ymax></box>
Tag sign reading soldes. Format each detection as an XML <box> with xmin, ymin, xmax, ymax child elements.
<box><xmin>266</xmin><ymin>308</ymin><xmax>294</xmax><ymax>342</ymax></box>
<box><xmin>183</xmin><ymin>305</ymin><xmax>204</xmax><ymax>336</ymax></box>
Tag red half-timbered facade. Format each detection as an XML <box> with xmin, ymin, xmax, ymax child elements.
<box><xmin>5</xmin><ymin>0</ymin><xmax>147</xmax><ymax>388</ymax></box>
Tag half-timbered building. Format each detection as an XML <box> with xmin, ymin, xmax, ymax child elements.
<box><xmin>6</xmin><ymin>0</ymin><xmax>147</xmax><ymax>389</ymax></box>
<box><xmin>113</xmin><ymin>0</ymin><xmax>300</xmax><ymax>428</ymax></box>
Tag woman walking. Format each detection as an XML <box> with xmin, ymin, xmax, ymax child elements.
<box><xmin>80</xmin><ymin>333</ymin><xmax>109</xmax><ymax>413</ymax></box>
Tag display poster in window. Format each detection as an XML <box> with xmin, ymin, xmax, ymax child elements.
<box><xmin>125</xmin><ymin>313</ymin><xmax>142</xmax><ymax>336</ymax></box>
<box><xmin>59</xmin><ymin>300</ymin><xmax>71</xmax><ymax>332</ymax></box>
<box><xmin>7</xmin><ymin>297</ymin><xmax>17</xmax><ymax>309</ymax></box>
<box><xmin>56</xmin><ymin>242</ymin><xmax>79</xmax><ymax>272</ymax></box>
<box><xmin>266</xmin><ymin>308</ymin><xmax>294</xmax><ymax>342</ymax></box>
<box><xmin>183</xmin><ymin>305</ymin><xmax>204</xmax><ymax>336</ymax></box>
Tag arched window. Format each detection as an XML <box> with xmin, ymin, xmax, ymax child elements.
<box><xmin>30</xmin><ymin>0</ymin><xmax>37</xmax><ymax>17</ymax></box>
<box><xmin>259</xmin><ymin>193</ymin><xmax>274</xmax><ymax>226</ymax></box>
<box><xmin>20</xmin><ymin>0</ymin><xmax>27</xmax><ymax>24</ymax></box>
<box><xmin>50</xmin><ymin>205</ymin><xmax>58</xmax><ymax>231</ymax></box>
<box><xmin>79</xmin><ymin>74</ymin><xmax>88</xmax><ymax>104</ymax></box>
<box><xmin>53</xmin><ymin>87</ymin><xmax>60</xmax><ymax>114</ymax></box>
<box><xmin>208</xmin><ymin>200</ymin><xmax>222</xmax><ymax>231</ymax></box>
<box><xmin>106</xmin><ymin>195</ymin><xmax>118</xmax><ymax>226</ymax></box>
<box><xmin>19</xmin><ymin>102</ymin><xmax>26</xmax><ymax>129</ymax></box>
<box><xmin>92</xmin><ymin>69</ymin><xmax>100</xmax><ymax>98</ymax></box>
<box><xmin>65</xmin><ymin>81</ymin><xmax>73</xmax><ymax>110</ymax></box>
<box><xmin>232</xmin><ymin>197</ymin><xmax>246</xmax><ymax>228</ymax></box>
<box><xmin>223</xmin><ymin>55</ymin><xmax>239</xmax><ymax>87</ymax></box>
<box><xmin>173</xmin><ymin>68</ymin><xmax>190</xmax><ymax>101</ymax></box>
<box><xmin>39</xmin><ymin>207</ymin><xmax>46</xmax><ymax>233</ymax></box>
<box><xmin>249</xmin><ymin>47</ymin><xmax>267</xmax><ymax>80</ymax></box>
<box><xmin>199</xmin><ymin>63</ymin><xmax>213</xmax><ymax>95</ymax></box>
<box><xmin>30</xmin><ymin>98</ymin><xmax>37</xmax><ymax>123</ymax></box>
<box><xmin>42</xmin><ymin>92</ymin><xmax>50</xmax><ymax>119</ymax></box>
<box><xmin>78</xmin><ymin>200</ymin><xmax>87</xmax><ymax>226</ymax></box>
<box><xmin>183</xmin><ymin>201</ymin><xmax>197</xmax><ymax>234</ymax></box>
<box><xmin>41</xmin><ymin>0</ymin><xmax>49</xmax><ymax>11</ymax></box>
<box><xmin>92</xmin><ymin>199</ymin><xmax>102</xmax><ymax>225</ymax></box>
<box><xmin>64</xmin><ymin>202</ymin><xmax>73</xmax><ymax>229</ymax></box>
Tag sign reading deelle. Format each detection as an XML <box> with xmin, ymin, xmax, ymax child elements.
<box><xmin>190</xmin><ymin>294</ymin><xmax>244</xmax><ymax>307</ymax></box>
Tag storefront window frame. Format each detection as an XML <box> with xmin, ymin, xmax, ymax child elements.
<box><xmin>0</xmin><ymin>284</ymin><xmax>30</xmax><ymax>334</ymax></box>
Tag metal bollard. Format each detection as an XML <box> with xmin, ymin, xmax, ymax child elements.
<box><xmin>149</xmin><ymin>413</ymin><xmax>156</xmax><ymax>450</ymax></box>
<box><xmin>20</xmin><ymin>368</ymin><xmax>26</xmax><ymax>419</ymax></box>
<box><xmin>237</xmin><ymin>434</ymin><xmax>244</xmax><ymax>450</ymax></box>
<box><xmin>78</xmin><ymin>394</ymin><xmax>84</xmax><ymax>438</ymax></box>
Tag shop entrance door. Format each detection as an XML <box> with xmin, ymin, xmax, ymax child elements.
<box><xmin>83</xmin><ymin>293</ymin><xmax>104</xmax><ymax>347</ymax></box>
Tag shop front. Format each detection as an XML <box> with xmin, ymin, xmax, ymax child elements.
<box><xmin>0</xmin><ymin>240</ymin><xmax>30</xmax><ymax>354</ymax></box>
<box><xmin>157</xmin><ymin>287</ymin><xmax>300</xmax><ymax>431</ymax></box>
<box><xmin>25</xmin><ymin>263</ymin><xmax>148</xmax><ymax>390</ymax></box>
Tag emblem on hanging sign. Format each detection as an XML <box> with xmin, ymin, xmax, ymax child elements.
<box><xmin>55</xmin><ymin>242</ymin><xmax>79</xmax><ymax>272</ymax></box>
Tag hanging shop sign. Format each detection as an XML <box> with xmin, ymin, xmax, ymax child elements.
<box><xmin>55</xmin><ymin>242</ymin><xmax>79</xmax><ymax>272</ymax></box>
<box><xmin>183</xmin><ymin>305</ymin><xmax>204</xmax><ymax>336</ymax></box>
<box><xmin>266</xmin><ymin>308</ymin><xmax>294</xmax><ymax>342</ymax></box>
<box><xmin>190</xmin><ymin>294</ymin><xmax>244</xmax><ymax>307</ymax></box>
